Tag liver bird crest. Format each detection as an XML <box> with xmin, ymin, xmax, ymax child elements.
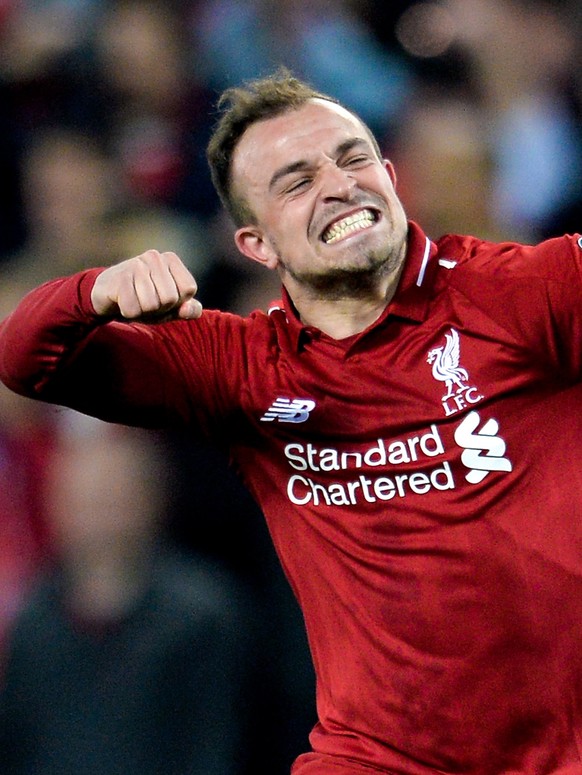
<box><xmin>427</xmin><ymin>328</ymin><xmax>469</xmax><ymax>399</ymax></box>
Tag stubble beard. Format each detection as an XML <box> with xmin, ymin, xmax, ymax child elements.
<box><xmin>278</xmin><ymin>241</ymin><xmax>405</xmax><ymax>301</ymax></box>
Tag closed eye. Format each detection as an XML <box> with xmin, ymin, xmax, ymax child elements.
<box><xmin>343</xmin><ymin>154</ymin><xmax>372</xmax><ymax>168</ymax></box>
<box><xmin>285</xmin><ymin>177</ymin><xmax>312</xmax><ymax>194</ymax></box>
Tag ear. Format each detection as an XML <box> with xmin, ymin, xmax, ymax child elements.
<box><xmin>234</xmin><ymin>226</ymin><xmax>279</xmax><ymax>269</ymax></box>
<box><xmin>383</xmin><ymin>159</ymin><xmax>397</xmax><ymax>187</ymax></box>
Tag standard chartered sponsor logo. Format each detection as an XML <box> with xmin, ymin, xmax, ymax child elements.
<box><xmin>453</xmin><ymin>411</ymin><xmax>512</xmax><ymax>484</ymax></box>
<box><xmin>283</xmin><ymin>412</ymin><xmax>512</xmax><ymax>506</ymax></box>
<box><xmin>285</xmin><ymin>425</ymin><xmax>452</xmax><ymax>506</ymax></box>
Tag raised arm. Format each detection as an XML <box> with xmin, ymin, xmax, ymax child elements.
<box><xmin>0</xmin><ymin>251</ymin><xmax>205</xmax><ymax>427</ymax></box>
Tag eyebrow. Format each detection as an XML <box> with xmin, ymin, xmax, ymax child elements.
<box><xmin>268</xmin><ymin>137</ymin><xmax>372</xmax><ymax>192</ymax></box>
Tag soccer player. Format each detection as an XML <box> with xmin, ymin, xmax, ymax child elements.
<box><xmin>2</xmin><ymin>71</ymin><xmax>582</xmax><ymax>775</ymax></box>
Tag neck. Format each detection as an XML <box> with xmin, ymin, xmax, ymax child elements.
<box><xmin>285</xmin><ymin>253</ymin><xmax>407</xmax><ymax>340</ymax></box>
<box><xmin>295</xmin><ymin>295</ymin><xmax>388</xmax><ymax>339</ymax></box>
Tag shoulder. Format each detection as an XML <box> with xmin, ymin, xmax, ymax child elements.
<box><xmin>435</xmin><ymin>231</ymin><xmax>582</xmax><ymax>280</ymax></box>
<box><xmin>160</xmin><ymin>305</ymin><xmax>277</xmax><ymax>339</ymax></box>
<box><xmin>153</xmin><ymin>302</ymin><xmax>290</xmax><ymax>365</ymax></box>
<box><xmin>427</xmin><ymin>232</ymin><xmax>582</xmax><ymax>354</ymax></box>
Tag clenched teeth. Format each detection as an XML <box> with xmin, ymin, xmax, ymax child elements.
<box><xmin>322</xmin><ymin>209</ymin><xmax>376</xmax><ymax>244</ymax></box>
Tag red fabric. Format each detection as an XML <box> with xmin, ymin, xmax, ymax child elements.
<box><xmin>2</xmin><ymin>224</ymin><xmax>582</xmax><ymax>772</ymax></box>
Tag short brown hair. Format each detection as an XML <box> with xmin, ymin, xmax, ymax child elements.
<box><xmin>206</xmin><ymin>69</ymin><xmax>341</xmax><ymax>225</ymax></box>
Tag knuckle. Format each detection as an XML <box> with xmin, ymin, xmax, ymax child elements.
<box><xmin>136</xmin><ymin>249</ymin><xmax>164</xmax><ymax>271</ymax></box>
<box><xmin>131</xmin><ymin>257</ymin><xmax>151</xmax><ymax>278</ymax></box>
<box><xmin>141</xmin><ymin>248</ymin><xmax>162</xmax><ymax>261</ymax></box>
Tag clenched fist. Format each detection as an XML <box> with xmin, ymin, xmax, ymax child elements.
<box><xmin>91</xmin><ymin>250</ymin><xmax>203</xmax><ymax>321</ymax></box>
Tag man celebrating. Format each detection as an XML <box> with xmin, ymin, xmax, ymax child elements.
<box><xmin>2</xmin><ymin>71</ymin><xmax>582</xmax><ymax>775</ymax></box>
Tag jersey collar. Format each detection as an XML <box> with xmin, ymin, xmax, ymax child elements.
<box><xmin>275</xmin><ymin>221</ymin><xmax>437</xmax><ymax>352</ymax></box>
<box><xmin>384</xmin><ymin>220</ymin><xmax>438</xmax><ymax>323</ymax></box>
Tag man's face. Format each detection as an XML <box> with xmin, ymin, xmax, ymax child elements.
<box><xmin>231</xmin><ymin>99</ymin><xmax>408</xmax><ymax>296</ymax></box>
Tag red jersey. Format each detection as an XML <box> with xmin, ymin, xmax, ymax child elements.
<box><xmin>2</xmin><ymin>222</ymin><xmax>582</xmax><ymax>774</ymax></box>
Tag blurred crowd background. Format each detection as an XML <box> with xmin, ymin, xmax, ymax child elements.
<box><xmin>1</xmin><ymin>0</ymin><xmax>582</xmax><ymax>772</ymax></box>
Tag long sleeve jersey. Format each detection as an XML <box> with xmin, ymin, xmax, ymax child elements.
<box><xmin>3</xmin><ymin>222</ymin><xmax>582</xmax><ymax>775</ymax></box>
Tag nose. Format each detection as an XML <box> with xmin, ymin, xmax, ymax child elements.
<box><xmin>319</xmin><ymin>163</ymin><xmax>356</xmax><ymax>200</ymax></box>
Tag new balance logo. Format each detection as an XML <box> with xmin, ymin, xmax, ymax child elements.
<box><xmin>260</xmin><ymin>397</ymin><xmax>316</xmax><ymax>423</ymax></box>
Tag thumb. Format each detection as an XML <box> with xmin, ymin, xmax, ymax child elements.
<box><xmin>177</xmin><ymin>297</ymin><xmax>203</xmax><ymax>320</ymax></box>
